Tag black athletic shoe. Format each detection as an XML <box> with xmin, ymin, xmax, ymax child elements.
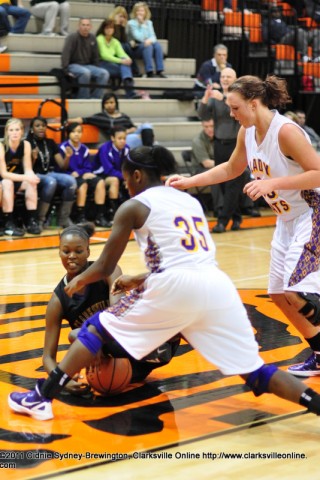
<box><xmin>74</xmin><ymin>212</ymin><xmax>87</xmax><ymax>224</ymax></box>
<box><xmin>212</xmin><ymin>223</ymin><xmax>226</xmax><ymax>233</ymax></box>
<box><xmin>95</xmin><ymin>214</ymin><xmax>112</xmax><ymax>228</ymax></box>
<box><xmin>4</xmin><ymin>221</ymin><xmax>25</xmax><ymax>237</ymax></box>
<box><xmin>231</xmin><ymin>220</ymin><xmax>242</xmax><ymax>231</ymax></box>
<box><xmin>26</xmin><ymin>219</ymin><xmax>41</xmax><ymax>235</ymax></box>
<box><xmin>156</xmin><ymin>71</ymin><xmax>167</xmax><ymax>78</ymax></box>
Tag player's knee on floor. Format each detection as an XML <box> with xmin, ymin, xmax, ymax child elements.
<box><xmin>77</xmin><ymin>313</ymin><xmax>110</xmax><ymax>355</ymax></box>
<box><xmin>245</xmin><ymin>364</ymin><xmax>278</xmax><ymax>397</ymax></box>
<box><xmin>297</xmin><ymin>292</ymin><xmax>320</xmax><ymax>326</ymax></box>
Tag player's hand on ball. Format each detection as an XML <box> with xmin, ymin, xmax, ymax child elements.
<box><xmin>63</xmin><ymin>378</ymin><xmax>91</xmax><ymax>396</ymax></box>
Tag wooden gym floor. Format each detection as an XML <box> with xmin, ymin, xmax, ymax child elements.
<box><xmin>1</xmin><ymin>210</ymin><xmax>319</xmax><ymax>480</ymax></box>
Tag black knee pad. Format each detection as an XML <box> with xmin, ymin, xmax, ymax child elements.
<box><xmin>298</xmin><ymin>292</ymin><xmax>320</xmax><ymax>326</ymax></box>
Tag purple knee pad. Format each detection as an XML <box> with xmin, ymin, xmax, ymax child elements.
<box><xmin>246</xmin><ymin>364</ymin><xmax>278</xmax><ymax>397</ymax></box>
<box><xmin>77</xmin><ymin>312</ymin><xmax>107</xmax><ymax>355</ymax></box>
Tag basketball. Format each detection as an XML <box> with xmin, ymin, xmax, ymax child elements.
<box><xmin>86</xmin><ymin>356</ymin><xmax>132</xmax><ymax>396</ymax></box>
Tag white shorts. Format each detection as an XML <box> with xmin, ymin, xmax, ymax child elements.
<box><xmin>268</xmin><ymin>208</ymin><xmax>320</xmax><ymax>294</ymax></box>
<box><xmin>99</xmin><ymin>265</ymin><xmax>263</xmax><ymax>376</ymax></box>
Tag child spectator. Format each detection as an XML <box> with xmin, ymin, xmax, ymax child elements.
<box><xmin>26</xmin><ymin>116</ymin><xmax>76</xmax><ymax>229</ymax></box>
<box><xmin>59</xmin><ymin>123</ymin><xmax>110</xmax><ymax>227</ymax></box>
<box><xmin>93</xmin><ymin>126</ymin><xmax>130</xmax><ymax>222</ymax></box>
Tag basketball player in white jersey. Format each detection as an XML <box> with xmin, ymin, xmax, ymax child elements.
<box><xmin>167</xmin><ymin>74</ymin><xmax>320</xmax><ymax>378</ymax></box>
<box><xmin>8</xmin><ymin>145</ymin><xmax>320</xmax><ymax>420</ymax></box>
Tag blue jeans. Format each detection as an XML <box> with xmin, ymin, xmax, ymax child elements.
<box><xmin>126</xmin><ymin>123</ymin><xmax>153</xmax><ymax>149</ymax></box>
<box><xmin>99</xmin><ymin>60</ymin><xmax>133</xmax><ymax>81</ymax></box>
<box><xmin>0</xmin><ymin>4</ymin><xmax>31</xmax><ymax>33</ymax></box>
<box><xmin>37</xmin><ymin>172</ymin><xmax>77</xmax><ymax>203</ymax></box>
<box><xmin>99</xmin><ymin>60</ymin><xmax>136</xmax><ymax>97</ymax></box>
<box><xmin>122</xmin><ymin>42</ymin><xmax>140</xmax><ymax>76</ymax></box>
<box><xmin>67</xmin><ymin>64</ymin><xmax>110</xmax><ymax>99</ymax></box>
<box><xmin>133</xmin><ymin>42</ymin><xmax>164</xmax><ymax>74</ymax></box>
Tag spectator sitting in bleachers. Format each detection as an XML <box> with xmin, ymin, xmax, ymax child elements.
<box><xmin>26</xmin><ymin>116</ymin><xmax>77</xmax><ymax>229</ymax></box>
<box><xmin>194</xmin><ymin>44</ymin><xmax>232</xmax><ymax>99</ymax></box>
<box><xmin>61</xmin><ymin>18</ymin><xmax>110</xmax><ymax>99</ymax></box>
<box><xmin>304</xmin><ymin>1</ymin><xmax>320</xmax><ymax>62</ymax></box>
<box><xmin>0</xmin><ymin>10</ymin><xmax>8</xmax><ymax>52</ymax></box>
<box><xmin>93</xmin><ymin>126</ymin><xmax>130</xmax><ymax>223</ymax></box>
<box><xmin>127</xmin><ymin>1</ymin><xmax>166</xmax><ymax>78</ymax></box>
<box><xmin>0</xmin><ymin>118</ymin><xmax>40</xmax><ymax>237</ymax></box>
<box><xmin>283</xmin><ymin>110</ymin><xmax>300</xmax><ymax>123</ymax></box>
<box><xmin>96</xmin><ymin>19</ymin><xmax>141</xmax><ymax>99</ymax></box>
<box><xmin>262</xmin><ymin>5</ymin><xmax>320</xmax><ymax>62</ymax></box>
<box><xmin>223</xmin><ymin>0</ymin><xmax>251</xmax><ymax>14</ymax></box>
<box><xmin>29</xmin><ymin>0</ymin><xmax>69</xmax><ymax>36</ymax></box>
<box><xmin>59</xmin><ymin>122</ymin><xmax>110</xmax><ymax>227</ymax></box>
<box><xmin>68</xmin><ymin>92</ymin><xmax>155</xmax><ymax>148</ymax></box>
<box><xmin>0</xmin><ymin>0</ymin><xmax>30</xmax><ymax>34</ymax></box>
<box><xmin>109</xmin><ymin>5</ymin><xmax>141</xmax><ymax>77</ymax></box>
<box><xmin>295</xmin><ymin>109</ymin><xmax>320</xmax><ymax>150</ymax></box>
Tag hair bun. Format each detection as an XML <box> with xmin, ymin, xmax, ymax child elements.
<box><xmin>76</xmin><ymin>221</ymin><xmax>95</xmax><ymax>237</ymax></box>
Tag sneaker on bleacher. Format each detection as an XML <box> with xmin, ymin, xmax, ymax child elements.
<box><xmin>4</xmin><ymin>221</ymin><xmax>25</xmax><ymax>237</ymax></box>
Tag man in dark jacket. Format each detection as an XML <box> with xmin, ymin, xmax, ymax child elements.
<box><xmin>193</xmin><ymin>44</ymin><xmax>232</xmax><ymax>99</ymax></box>
<box><xmin>61</xmin><ymin>17</ymin><xmax>110</xmax><ymax>99</ymax></box>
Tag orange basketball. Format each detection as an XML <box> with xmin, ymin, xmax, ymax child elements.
<box><xmin>86</xmin><ymin>356</ymin><xmax>132</xmax><ymax>396</ymax></box>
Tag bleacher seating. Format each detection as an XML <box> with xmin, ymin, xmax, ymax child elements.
<box><xmin>0</xmin><ymin>1</ymin><xmax>201</xmax><ymax>176</ymax></box>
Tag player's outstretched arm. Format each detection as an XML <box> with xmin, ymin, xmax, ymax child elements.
<box><xmin>167</xmin><ymin>128</ymin><xmax>248</xmax><ymax>190</ymax></box>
